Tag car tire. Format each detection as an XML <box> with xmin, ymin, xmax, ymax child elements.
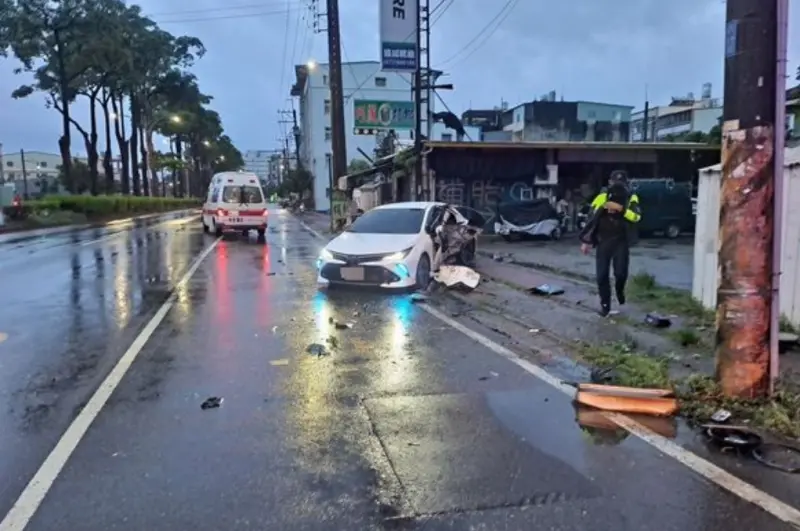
<box><xmin>202</xmin><ymin>219</ymin><xmax>209</xmax><ymax>233</ymax></box>
<box><xmin>551</xmin><ymin>227</ymin><xmax>562</xmax><ymax>240</ymax></box>
<box><xmin>212</xmin><ymin>218</ymin><xmax>223</xmax><ymax>237</ymax></box>
<box><xmin>257</xmin><ymin>228</ymin><xmax>266</xmax><ymax>238</ymax></box>
<box><xmin>459</xmin><ymin>241</ymin><xmax>477</xmax><ymax>267</ymax></box>
<box><xmin>665</xmin><ymin>223</ymin><xmax>681</xmax><ymax>239</ymax></box>
<box><xmin>415</xmin><ymin>253</ymin><xmax>432</xmax><ymax>290</ymax></box>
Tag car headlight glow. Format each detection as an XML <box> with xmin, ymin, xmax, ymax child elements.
<box><xmin>381</xmin><ymin>248</ymin><xmax>411</xmax><ymax>262</ymax></box>
<box><xmin>319</xmin><ymin>249</ymin><xmax>333</xmax><ymax>260</ymax></box>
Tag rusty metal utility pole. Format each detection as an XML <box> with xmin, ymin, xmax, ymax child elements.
<box><xmin>325</xmin><ymin>0</ymin><xmax>347</xmax><ymax>201</ymax></box>
<box><xmin>716</xmin><ymin>0</ymin><xmax>784</xmax><ymax>398</ymax></box>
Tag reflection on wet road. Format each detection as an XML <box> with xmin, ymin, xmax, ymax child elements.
<box><xmin>0</xmin><ymin>208</ymin><xmax>797</xmax><ymax>530</ymax></box>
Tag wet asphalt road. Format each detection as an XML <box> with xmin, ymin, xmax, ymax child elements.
<box><xmin>0</xmin><ymin>208</ymin><xmax>796</xmax><ymax>530</ymax></box>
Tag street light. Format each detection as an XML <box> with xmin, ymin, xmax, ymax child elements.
<box><xmin>306</xmin><ymin>59</ymin><xmax>317</xmax><ymax>70</ymax></box>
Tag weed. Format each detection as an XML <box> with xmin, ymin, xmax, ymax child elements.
<box><xmin>679</xmin><ymin>375</ymin><xmax>800</xmax><ymax>439</ymax></box>
<box><xmin>628</xmin><ymin>272</ymin><xmax>713</xmax><ymax>323</ymax></box>
<box><xmin>580</xmin><ymin>341</ymin><xmax>671</xmax><ymax>389</ymax></box>
<box><xmin>668</xmin><ymin>327</ymin><xmax>702</xmax><ymax>347</ymax></box>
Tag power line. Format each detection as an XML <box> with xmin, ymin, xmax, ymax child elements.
<box><xmin>430</xmin><ymin>0</ymin><xmax>454</xmax><ymax>24</ymax></box>
<box><xmin>147</xmin><ymin>1</ymin><xmax>301</xmax><ymax>17</ymax></box>
<box><xmin>434</xmin><ymin>0</ymin><xmax>517</xmax><ymax>67</ymax></box>
<box><xmin>156</xmin><ymin>6</ymin><xmax>301</xmax><ymax>24</ymax></box>
<box><xmin>276</xmin><ymin>0</ymin><xmax>294</xmax><ymax>132</ymax></box>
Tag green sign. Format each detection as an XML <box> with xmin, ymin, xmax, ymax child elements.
<box><xmin>353</xmin><ymin>100</ymin><xmax>414</xmax><ymax>130</ymax></box>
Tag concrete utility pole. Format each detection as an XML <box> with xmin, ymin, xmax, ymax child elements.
<box><xmin>716</xmin><ymin>0</ymin><xmax>787</xmax><ymax>398</ymax></box>
<box><xmin>325</xmin><ymin>0</ymin><xmax>347</xmax><ymax>196</ymax></box>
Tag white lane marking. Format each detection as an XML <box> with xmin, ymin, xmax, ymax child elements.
<box><xmin>0</xmin><ymin>236</ymin><xmax>221</xmax><ymax>531</ymax></box>
<box><xmin>79</xmin><ymin>214</ymin><xmax>199</xmax><ymax>247</ymax></box>
<box><xmin>417</xmin><ymin>303</ymin><xmax>800</xmax><ymax>528</ymax></box>
<box><xmin>298</xmin><ymin>219</ymin><xmax>324</xmax><ymax>240</ymax></box>
<box><xmin>293</xmin><ymin>213</ymin><xmax>800</xmax><ymax>527</ymax></box>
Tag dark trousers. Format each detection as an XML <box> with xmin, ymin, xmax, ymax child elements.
<box><xmin>595</xmin><ymin>238</ymin><xmax>629</xmax><ymax>308</ymax></box>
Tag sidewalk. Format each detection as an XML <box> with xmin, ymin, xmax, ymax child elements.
<box><xmin>479</xmin><ymin>237</ymin><xmax>694</xmax><ymax>291</ymax></box>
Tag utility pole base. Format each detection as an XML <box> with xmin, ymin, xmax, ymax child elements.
<box><xmin>715</xmin><ymin>123</ymin><xmax>775</xmax><ymax>398</ymax></box>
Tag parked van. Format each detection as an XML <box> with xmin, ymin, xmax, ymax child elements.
<box><xmin>202</xmin><ymin>171</ymin><xmax>268</xmax><ymax>237</ymax></box>
<box><xmin>630</xmin><ymin>179</ymin><xmax>695</xmax><ymax>238</ymax></box>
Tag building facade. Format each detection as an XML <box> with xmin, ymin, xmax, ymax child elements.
<box><xmin>503</xmin><ymin>96</ymin><xmax>633</xmax><ymax>142</ymax></box>
<box><xmin>292</xmin><ymin>60</ymin><xmax>440</xmax><ymax>211</ymax></box>
<box><xmin>242</xmin><ymin>150</ymin><xmax>274</xmax><ymax>184</ymax></box>
<box><xmin>630</xmin><ymin>85</ymin><xmax>722</xmax><ymax>141</ymax></box>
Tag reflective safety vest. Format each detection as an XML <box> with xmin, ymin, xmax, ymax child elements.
<box><xmin>590</xmin><ymin>191</ymin><xmax>641</xmax><ymax>223</ymax></box>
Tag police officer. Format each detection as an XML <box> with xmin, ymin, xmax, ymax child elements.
<box><xmin>579</xmin><ymin>172</ymin><xmax>641</xmax><ymax>316</ymax></box>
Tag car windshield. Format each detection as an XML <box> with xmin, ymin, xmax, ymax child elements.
<box><xmin>346</xmin><ymin>207</ymin><xmax>425</xmax><ymax>234</ymax></box>
<box><xmin>222</xmin><ymin>185</ymin><xmax>263</xmax><ymax>203</ymax></box>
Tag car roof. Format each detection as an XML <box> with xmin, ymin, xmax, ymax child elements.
<box><xmin>212</xmin><ymin>171</ymin><xmax>259</xmax><ymax>181</ymax></box>
<box><xmin>373</xmin><ymin>201</ymin><xmax>443</xmax><ymax>210</ymax></box>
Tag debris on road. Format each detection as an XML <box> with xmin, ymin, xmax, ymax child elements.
<box><xmin>433</xmin><ymin>265</ymin><xmax>480</xmax><ymax>290</ymax></box>
<box><xmin>410</xmin><ymin>293</ymin><xmax>429</xmax><ymax>303</ymax></box>
<box><xmin>572</xmin><ymin>382</ymin><xmax>679</xmax><ymax>416</ymax></box>
<box><xmin>575</xmin><ymin>405</ymin><xmax>677</xmax><ymax>440</ymax></box>
<box><xmin>702</xmin><ymin>424</ymin><xmax>800</xmax><ymax>473</ymax></box>
<box><xmin>307</xmin><ymin>343</ymin><xmax>329</xmax><ymax>357</ymax></box>
<box><xmin>527</xmin><ymin>283</ymin><xmax>565</xmax><ymax>296</ymax></box>
<box><xmin>270</xmin><ymin>359</ymin><xmax>289</xmax><ymax>366</ymax></box>
<box><xmin>328</xmin><ymin>317</ymin><xmax>354</xmax><ymax>329</ymax></box>
<box><xmin>201</xmin><ymin>396</ymin><xmax>223</xmax><ymax>410</ymax></box>
<box><xmin>644</xmin><ymin>313</ymin><xmax>672</xmax><ymax>328</ymax></box>
<box><xmin>710</xmin><ymin>408</ymin><xmax>732</xmax><ymax>423</ymax></box>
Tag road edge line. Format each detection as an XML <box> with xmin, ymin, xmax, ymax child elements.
<box><xmin>299</xmin><ymin>213</ymin><xmax>800</xmax><ymax>527</ymax></box>
<box><xmin>417</xmin><ymin>303</ymin><xmax>800</xmax><ymax>528</ymax></box>
<box><xmin>0</xmin><ymin>236</ymin><xmax>222</xmax><ymax>531</ymax></box>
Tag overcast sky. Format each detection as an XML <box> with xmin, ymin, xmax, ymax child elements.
<box><xmin>1</xmin><ymin>0</ymin><xmax>798</xmax><ymax>155</ymax></box>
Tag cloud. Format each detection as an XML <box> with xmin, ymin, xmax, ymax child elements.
<box><xmin>0</xmin><ymin>0</ymin><xmax>798</xmax><ymax>155</ymax></box>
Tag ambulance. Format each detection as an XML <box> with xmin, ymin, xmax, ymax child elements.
<box><xmin>202</xmin><ymin>171</ymin><xmax>268</xmax><ymax>237</ymax></box>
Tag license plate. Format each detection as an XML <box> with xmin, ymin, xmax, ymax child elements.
<box><xmin>340</xmin><ymin>267</ymin><xmax>365</xmax><ymax>281</ymax></box>
<box><xmin>228</xmin><ymin>217</ymin><xmax>242</xmax><ymax>223</ymax></box>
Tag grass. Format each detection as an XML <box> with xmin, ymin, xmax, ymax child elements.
<box><xmin>581</xmin><ymin>341</ymin><xmax>800</xmax><ymax>439</ymax></box>
<box><xmin>668</xmin><ymin>327</ymin><xmax>703</xmax><ymax>347</ymax></box>
<box><xmin>628</xmin><ymin>272</ymin><xmax>713</xmax><ymax>322</ymax></box>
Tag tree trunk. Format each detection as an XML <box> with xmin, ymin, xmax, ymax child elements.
<box><xmin>192</xmin><ymin>153</ymin><xmax>202</xmax><ymax>198</ymax></box>
<box><xmin>54</xmin><ymin>31</ymin><xmax>73</xmax><ymax>192</ymax></box>
<box><xmin>101</xmin><ymin>91</ymin><xmax>114</xmax><ymax>193</ymax></box>
<box><xmin>146</xmin><ymin>130</ymin><xmax>158</xmax><ymax>196</ymax></box>
<box><xmin>129</xmin><ymin>92</ymin><xmax>141</xmax><ymax>196</ymax></box>
<box><xmin>139</xmin><ymin>127</ymin><xmax>149</xmax><ymax>196</ymax></box>
<box><xmin>111</xmin><ymin>95</ymin><xmax>130</xmax><ymax>194</ymax></box>
<box><xmin>175</xmin><ymin>137</ymin><xmax>184</xmax><ymax>197</ymax></box>
<box><xmin>88</xmin><ymin>94</ymin><xmax>100</xmax><ymax>195</ymax></box>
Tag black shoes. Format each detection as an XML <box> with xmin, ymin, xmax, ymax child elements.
<box><xmin>598</xmin><ymin>305</ymin><xmax>611</xmax><ymax>317</ymax></box>
<box><xmin>617</xmin><ymin>291</ymin><xmax>626</xmax><ymax>305</ymax></box>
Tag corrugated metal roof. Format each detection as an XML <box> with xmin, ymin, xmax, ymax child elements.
<box><xmin>425</xmin><ymin>140</ymin><xmax>719</xmax><ymax>151</ymax></box>
<box><xmin>700</xmin><ymin>143</ymin><xmax>800</xmax><ymax>173</ymax></box>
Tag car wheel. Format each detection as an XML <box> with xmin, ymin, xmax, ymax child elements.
<box><xmin>212</xmin><ymin>218</ymin><xmax>223</xmax><ymax>237</ymax></box>
<box><xmin>257</xmin><ymin>228</ymin><xmax>266</xmax><ymax>238</ymax></box>
<box><xmin>665</xmin><ymin>223</ymin><xmax>681</xmax><ymax>239</ymax></box>
<box><xmin>551</xmin><ymin>227</ymin><xmax>562</xmax><ymax>240</ymax></box>
<box><xmin>202</xmin><ymin>218</ymin><xmax>209</xmax><ymax>233</ymax></box>
<box><xmin>415</xmin><ymin>253</ymin><xmax>432</xmax><ymax>290</ymax></box>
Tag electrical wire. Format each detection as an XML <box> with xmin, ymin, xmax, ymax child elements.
<box><xmin>155</xmin><ymin>6</ymin><xmax>301</xmax><ymax>24</ymax></box>
<box><xmin>148</xmin><ymin>1</ymin><xmax>301</xmax><ymax>17</ymax></box>
<box><xmin>430</xmin><ymin>0</ymin><xmax>454</xmax><ymax>25</ymax></box>
<box><xmin>434</xmin><ymin>0</ymin><xmax>517</xmax><ymax>67</ymax></box>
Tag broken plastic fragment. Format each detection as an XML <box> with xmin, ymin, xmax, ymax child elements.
<box><xmin>528</xmin><ymin>284</ymin><xmax>565</xmax><ymax>296</ymax></box>
<box><xmin>307</xmin><ymin>343</ymin><xmax>328</xmax><ymax>356</ymax></box>
<box><xmin>644</xmin><ymin>313</ymin><xmax>671</xmax><ymax>328</ymax></box>
<box><xmin>201</xmin><ymin>396</ymin><xmax>222</xmax><ymax>410</ymax></box>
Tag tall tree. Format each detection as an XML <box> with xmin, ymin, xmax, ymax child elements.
<box><xmin>2</xmin><ymin>0</ymin><xmax>97</xmax><ymax>192</ymax></box>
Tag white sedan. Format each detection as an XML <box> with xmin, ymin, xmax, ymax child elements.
<box><xmin>316</xmin><ymin>201</ymin><xmax>481</xmax><ymax>289</ymax></box>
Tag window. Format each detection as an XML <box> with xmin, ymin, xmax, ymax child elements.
<box><xmin>374</xmin><ymin>77</ymin><xmax>387</xmax><ymax>87</ymax></box>
<box><xmin>7</xmin><ymin>172</ymin><xmax>15</xmax><ymax>180</ymax></box>
<box><xmin>39</xmin><ymin>161</ymin><xmax>47</xmax><ymax>168</ymax></box>
<box><xmin>221</xmin><ymin>185</ymin><xmax>263</xmax><ymax>203</ymax></box>
<box><xmin>322</xmin><ymin>74</ymin><xmax>328</xmax><ymax>85</ymax></box>
<box><xmin>346</xmin><ymin>207</ymin><xmax>426</xmax><ymax>234</ymax></box>
<box><xmin>5</xmin><ymin>161</ymin><xmax>12</xmax><ymax>167</ymax></box>
<box><xmin>325</xmin><ymin>127</ymin><xmax>331</xmax><ymax>141</ymax></box>
<box><xmin>324</xmin><ymin>99</ymin><xmax>331</xmax><ymax>114</ymax></box>
<box><xmin>441</xmin><ymin>133</ymin><xmax>453</xmax><ymax>141</ymax></box>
